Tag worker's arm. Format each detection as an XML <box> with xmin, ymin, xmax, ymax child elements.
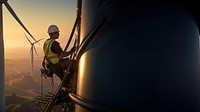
<box><xmin>60</xmin><ymin>47</ymin><xmax>76</xmax><ymax>58</ymax></box>
<box><xmin>51</xmin><ymin>41</ymin><xmax>75</xmax><ymax>59</ymax></box>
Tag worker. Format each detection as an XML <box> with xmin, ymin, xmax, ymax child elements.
<box><xmin>43</xmin><ymin>25</ymin><xmax>76</xmax><ymax>80</ymax></box>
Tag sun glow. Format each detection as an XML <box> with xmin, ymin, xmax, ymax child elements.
<box><xmin>2</xmin><ymin>0</ymin><xmax>76</xmax><ymax>56</ymax></box>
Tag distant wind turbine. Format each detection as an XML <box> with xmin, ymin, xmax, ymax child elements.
<box><xmin>1</xmin><ymin>0</ymin><xmax>38</xmax><ymax>111</ymax></box>
<box><xmin>25</xmin><ymin>34</ymin><xmax>43</xmax><ymax>78</ymax></box>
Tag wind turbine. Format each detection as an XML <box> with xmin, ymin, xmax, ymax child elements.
<box><xmin>1</xmin><ymin>0</ymin><xmax>37</xmax><ymax>111</ymax></box>
<box><xmin>25</xmin><ymin>34</ymin><xmax>43</xmax><ymax>78</ymax></box>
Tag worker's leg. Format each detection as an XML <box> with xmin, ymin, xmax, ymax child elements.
<box><xmin>54</xmin><ymin>63</ymin><xmax>64</xmax><ymax>80</ymax></box>
<box><xmin>60</xmin><ymin>59</ymin><xmax>77</xmax><ymax>87</ymax></box>
<box><xmin>54</xmin><ymin>59</ymin><xmax>76</xmax><ymax>80</ymax></box>
<box><xmin>60</xmin><ymin>59</ymin><xmax>77</xmax><ymax>73</ymax></box>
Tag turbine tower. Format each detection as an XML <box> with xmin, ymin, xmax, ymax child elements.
<box><xmin>1</xmin><ymin>0</ymin><xmax>37</xmax><ymax>111</ymax></box>
<box><xmin>25</xmin><ymin>34</ymin><xmax>43</xmax><ymax>78</ymax></box>
<box><xmin>0</xmin><ymin>0</ymin><xmax>5</xmax><ymax>111</ymax></box>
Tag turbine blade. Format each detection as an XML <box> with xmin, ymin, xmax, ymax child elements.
<box><xmin>33</xmin><ymin>46</ymin><xmax>38</xmax><ymax>56</ymax></box>
<box><xmin>3</xmin><ymin>1</ymin><xmax>37</xmax><ymax>42</ymax></box>
<box><xmin>24</xmin><ymin>33</ymin><xmax>32</xmax><ymax>44</ymax></box>
<box><xmin>34</xmin><ymin>38</ymin><xmax>44</xmax><ymax>45</ymax></box>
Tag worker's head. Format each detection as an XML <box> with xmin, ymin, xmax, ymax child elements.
<box><xmin>48</xmin><ymin>25</ymin><xmax>60</xmax><ymax>39</ymax></box>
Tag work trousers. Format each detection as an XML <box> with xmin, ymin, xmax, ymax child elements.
<box><xmin>54</xmin><ymin>59</ymin><xmax>76</xmax><ymax>80</ymax></box>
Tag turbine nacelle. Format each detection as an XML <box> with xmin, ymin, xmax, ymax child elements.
<box><xmin>24</xmin><ymin>34</ymin><xmax>43</xmax><ymax>57</ymax></box>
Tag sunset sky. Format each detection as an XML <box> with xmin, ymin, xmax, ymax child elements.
<box><xmin>3</xmin><ymin>0</ymin><xmax>76</xmax><ymax>58</ymax></box>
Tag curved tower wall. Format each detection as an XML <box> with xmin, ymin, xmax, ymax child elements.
<box><xmin>76</xmin><ymin>1</ymin><xmax>200</xmax><ymax>112</ymax></box>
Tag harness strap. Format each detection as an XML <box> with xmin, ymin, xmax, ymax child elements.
<box><xmin>45</xmin><ymin>55</ymin><xmax>59</xmax><ymax>60</ymax></box>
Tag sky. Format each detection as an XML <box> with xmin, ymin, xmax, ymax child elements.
<box><xmin>2</xmin><ymin>0</ymin><xmax>76</xmax><ymax>58</ymax></box>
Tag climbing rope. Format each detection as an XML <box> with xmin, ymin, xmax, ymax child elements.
<box><xmin>64</xmin><ymin>16</ymin><xmax>80</xmax><ymax>52</ymax></box>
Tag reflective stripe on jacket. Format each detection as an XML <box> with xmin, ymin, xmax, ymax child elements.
<box><xmin>43</xmin><ymin>39</ymin><xmax>59</xmax><ymax>65</ymax></box>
